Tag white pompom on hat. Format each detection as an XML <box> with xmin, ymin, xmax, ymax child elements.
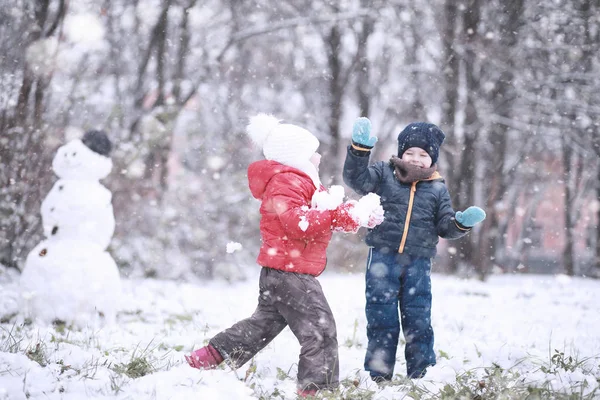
<box><xmin>246</xmin><ymin>113</ymin><xmax>321</xmax><ymax>188</ymax></box>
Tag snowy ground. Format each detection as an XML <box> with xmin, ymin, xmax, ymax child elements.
<box><xmin>1</xmin><ymin>266</ymin><xmax>599</xmax><ymax>399</ymax></box>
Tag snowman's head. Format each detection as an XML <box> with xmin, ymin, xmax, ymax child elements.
<box><xmin>52</xmin><ymin>139</ymin><xmax>113</xmax><ymax>180</ymax></box>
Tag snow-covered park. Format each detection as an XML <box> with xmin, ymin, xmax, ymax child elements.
<box><xmin>1</xmin><ymin>67</ymin><xmax>597</xmax><ymax>400</ymax></box>
<box><xmin>2</xmin><ymin>3</ymin><xmax>600</xmax><ymax>399</ymax></box>
<box><xmin>1</xmin><ymin>265</ymin><xmax>599</xmax><ymax>399</ymax></box>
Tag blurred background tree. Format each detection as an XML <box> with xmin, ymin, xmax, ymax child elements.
<box><xmin>1</xmin><ymin>0</ymin><xmax>598</xmax><ymax>280</ymax></box>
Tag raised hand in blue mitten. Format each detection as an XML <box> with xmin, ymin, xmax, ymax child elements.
<box><xmin>455</xmin><ymin>206</ymin><xmax>486</xmax><ymax>227</ymax></box>
<box><xmin>352</xmin><ymin>117</ymin><xmax>378</xmax><ymax>148</ymax></box>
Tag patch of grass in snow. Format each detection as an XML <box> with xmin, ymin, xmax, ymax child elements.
<box><xmin>276</xmin><ymin>366</ymin><xmax>291</xmax><ymax>381</ymax></box>
<box><xmin>252</xmin><ymin>352</ymin><xmax>600</xmax><ymax>400</ymax></box>
<box><xmin>244</xmin><ymin>359</ymin><xmax>258</xmax><ymax>382</ymax></box>
<box><xmin>461</xmin><ymin>290</ymin><xmax>489</xmax><ymax>298</ymax></box>
<box><xmin>56</xmin><ymin>359</ymin><xmax>76</xmax><ymax>375</ymax></box>
<box><xmin>49</xmin><ymin>324</ymin><xmax>102</xmax><ymax>350</ymax></box>
<box><xmin>0</xmin><ymin>312</ymin><xmax>17</xmax><ymax>324</ymax></box>
<box><xmin>49</xmin><ymin>327</ymin><xmax>80</xmax><ymax>347</ymax></box>
<box><xmin>50</xmin><ymin>333</ymin><xmax>77</xmax><ymax>347</ymax></box>
<box><xmin>541</xmin><ymin>349</ymin><xmax>587</xmax><ymax>374</ymax></box>
<box><xmin>158</xmin><ymin>342</ymin><xmax>184</xmax><ymax>352</ymax></box>
<box><xmin>474</xmin><ymin>343</ymin><xmax>482</xmax><ymax>358</ymax></box>
<box><xmin>0</xmin><ymin>322</ymin><xmax>22</xmax><ymax>353</ymax></box>
<box><xmin>409</xmin><ymin>354</ymin><xmax>600</xmax><ymax>400</ymax></box>
<box><xmin>25</xmin><ymin>342</ymin><xmax>48</xmax><ymax>367</ymax></box>
<box><xmin>112</xmin><ymin>342</ymin><xmax>157</xmax><ymax>379</ymax></box>
<box><xmin>111</xmin><ymin>339</ymin><xmax>175</xmax><ymax>379</ymax></box>
<box><xmin>52</xmin><ymin>320</ymin><xmax>74</xmax><ymax>334</ymax></box>
<box><xmin>120</xmin><ymin>309</ymin><xmax>143</xmax><ymax>316</ymax></box>
<box><xmin>343</xmin><ymin>319</ymin><xmax>363</xmax><ymax>349</ymax></box>
<box><xmin>250</xmin><ymin>370</ymin><xmax>378</xmax><ymax>400</ymax></box>
<box><xmin>115</xmin><ymin>355</ymin><xmax>154</xmax><ymax>379</ymax></box>
<box><xmin>79</xmin><ymin>357</ymin><xmax>113</xmax><ymax>380</ymax></box>
<box><xmin>110</xmin><ymin>371</ymin><xmax>128</xmax><ymax>395</ymax></box>
<box><xmin>4</xmin><ymin>316</ymin><xmax>597</xmax><ymax>400</ymax></box>
<box><xmin>198</xmin><ymin>322</ymin><xmax>211</xmax><ymax>334</ymax></box>
<box><xmin>301</xmin><ymin>376</ymin><xmax>378</xmax><ymax>400</ymax></box>
<box><xmin>165</xmin><ymin>313</ymin><xmax>193</xmax><ymax>326</ymax></box>
<box><xmin>336</xmin><ymin>375</ymin><xmax>379</xmax><ymax>399</ymax></box>
<box><xmin>118</xmin><ymin>309</ymin><xmax>149</xmax><ymax>323</ymax></box>
<box><xmin>438</xmin><ymin>349</ymin><xmax>451</xmax><ymax>360</ymax></box>
<box><xmin>417</xmin><ymin>364</ymin><xmax>528</xmax><ymax>399</ymax></box>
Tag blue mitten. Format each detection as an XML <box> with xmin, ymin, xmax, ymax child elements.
<box><xmin>455</xmin><ymin>206</ymin><xmax>486</xmax><ymax>227</ymax></box>
<box><xmin>352</xmin><ymin>117</ymin><xmax>377</xmax><ymax>148</ymax></box>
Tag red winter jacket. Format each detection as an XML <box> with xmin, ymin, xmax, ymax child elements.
<box><xmin>248</xmin><ymin>160</ymin><xmax>352</xmax><ymax>276</ymax></box>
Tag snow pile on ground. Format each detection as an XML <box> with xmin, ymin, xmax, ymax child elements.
<box><xmin>0</xmin><ymin>265</ymin><xmax>599</xmax><ymax>399</ymax></box>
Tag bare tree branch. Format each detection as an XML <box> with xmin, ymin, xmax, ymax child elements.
<box><xmin>215</xmin><ymin>9</ymin><xmax>372</xmax><ymax>63</ymax></box>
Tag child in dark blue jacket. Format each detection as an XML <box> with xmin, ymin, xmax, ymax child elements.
<box><xmin>343</xmin><ymin>118</ymin><xmax>486</xmax><ymax>381</ymax></box>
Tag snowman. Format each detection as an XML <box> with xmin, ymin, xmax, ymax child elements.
<box><xmin>20</xmin><ymin>130</ymin><xmax>122</xmax><ymax>327</ymax></box>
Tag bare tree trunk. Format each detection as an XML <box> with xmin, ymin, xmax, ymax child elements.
<box><xmin>479</xmin><ymin>0</ymin><xmax>525</xmax><ymax>278</ymax></box>
<box><xmin>440</xmin><ymin>0</ymin><xmax>461</xmax><ymax>274</ymax></box>
<box><xmin>323</xmin><ymin>24</ymin><xmax>344</xmax><ymax>186</ymax></box>
<box><xmin>406</xmin><ymin>1</ymin><xmax>424</xmax><ymax>119</ymax></box>
<box><xmin>580</xmin><ymin>0</ymin><xmax>600</xmax><ymax>277</ymax></box>
<box><xmin>561</xmin><ymin>134</ymin><xmax>575</xmax><ymax>276</ymax></box>
<box><xmin>0</xmin><ymin>0</ymin><xmax>67</xmax><ymax>269</ymax></box>
<box><xmin>596</xmin><ymin>163</ymin><xmax>600</xmax><ymax>276</ymax></box>
<box><xmin>441</xmin><ymin>0</ymin><xmax>459</xmax><ymax>148</ymax></box>
<box><xmin>356</xmin><ymin>0</ymin><xmax>373</xmax><ymax>117</ymax></box>
<box><xmin>133</xmin><ymin>1</ymin><xmax>174</xmax><ymax>196</ymax></box>
<box><xmin>453</xmin><ymin>0</ymin><xmax>480</xmax><ymax>277</ymax></box>
<box><xmin>556</xmin><ymin>0</ymin><xmax>598</xmax><ymax>276</ymax></box>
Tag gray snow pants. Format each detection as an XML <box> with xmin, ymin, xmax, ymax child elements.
<box><xmin>210</xmin><ymin>267</ymin><xmax>339</xmax><ymax>391</ymax></box>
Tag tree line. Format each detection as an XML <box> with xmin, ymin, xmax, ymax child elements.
<box><xmin>1</xmin><ymin>0</ymin><xmax>598</xmax><ymax>280</ymax></box>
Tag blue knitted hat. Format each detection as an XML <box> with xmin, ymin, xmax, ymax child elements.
<box><xmin>397</xmin><ymin>122</ymin><xmax>446</xmax><ymax>164</ymax></box>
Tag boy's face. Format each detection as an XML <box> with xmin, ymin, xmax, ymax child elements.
<box><xmin>401</xmin><ymin>147</ymin><xmax>432</xmax><ymax>168</ymax></box>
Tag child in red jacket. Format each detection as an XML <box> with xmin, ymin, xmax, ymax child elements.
<box><xmin>186</xmin><ymin>114</ymin><xmax>383</xmax><ymax>396</ymax></box>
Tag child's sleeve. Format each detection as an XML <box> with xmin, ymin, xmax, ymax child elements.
<box><xmin>342</xmin><ymin>146</ymin><xmax>384</xmax><ymax>195</ymax></box>
<box><xmin>435</xmin><ymin>184</ymin><xmax>471</xmax><ymax>239</ymax></box>
<box><xmin>264</xmin><ymin>173</ymin><xmax>334</xmax><ymax>240</ymax></box>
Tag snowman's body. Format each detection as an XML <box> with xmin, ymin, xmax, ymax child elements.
<box><xmin>20</xmin><ymin>240</ymin><xmax>121</xmax><ymax>324</ymax></box>
<box><xmin>41</xmin><ymin>180</ymin><xmax>115</xmax><ymax>249</ymax></box>
<box><xmin>20</xmin><ymin>135</ymin><xmax>121</xmax><ymax>327</ymax></box>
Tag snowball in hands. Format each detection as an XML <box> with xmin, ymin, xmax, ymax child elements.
<box><xmin>311</xmin><ymin>187</ymin><xmax>384</xmax><ymax>229</ymax></box>
<box><xmin>311</xmin><ymin>185</ymin><xmax>345</xmax><ymax>210</ymax></box>
<box><xmin>349</xmin><ymin>193</ymin><xmax>384</xmax><ymax>228</ymax></box>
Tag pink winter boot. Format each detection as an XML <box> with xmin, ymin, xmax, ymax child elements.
<box><xmin>296</xmin><ymin>388</ymin><xmax>318</xmax><ymax>397</ymax></box>
<box><xmin>185</xmin><ymin>344</ymin><xmax>224</xmax><ymax>369</ymax></box>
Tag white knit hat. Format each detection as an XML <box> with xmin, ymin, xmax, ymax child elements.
<box><xmin>246</xmin><ymin>113</ymin><xmax>321</xmax><ymax>188</ymax></box>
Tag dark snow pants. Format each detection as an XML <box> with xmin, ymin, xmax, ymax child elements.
<box><xmin>364</xmin><ymin>248</ymin><xmax>436</xmax><ymax>379</ymax></box>
<box><xmin>210</xmin><ymin>267</ymin><xmax>339</xmax><ymax>391</ymax></box>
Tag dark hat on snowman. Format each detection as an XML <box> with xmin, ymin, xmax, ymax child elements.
<box><xmin>397</xmin><ymin>122</ymin><xmax>445</xmax><ymax>164</ymax></box>
<box><xmin>82</xmin><ymin>130</ymin><xmax>112</xmax><ymax>157</ymax></box>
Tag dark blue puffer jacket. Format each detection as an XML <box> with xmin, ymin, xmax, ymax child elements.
<box><xmin>343</xmin><ymin>147</ymin><xmax>470</xmax><ymax>258</ymax></box>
